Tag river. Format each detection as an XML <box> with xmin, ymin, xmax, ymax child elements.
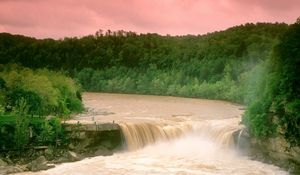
<box><xmin>18</xmin><ymin>93</ymin><xmax>287</xmax><ymax>175</ymax></box>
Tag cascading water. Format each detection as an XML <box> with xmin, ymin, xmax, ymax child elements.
<box><xmin>237</xmin><ymin>128</ymin><xmax>245</xmax><ymax>148</ymax></box>
<box><xmin>18</xmin><ymin>118</ymin><xmax>287</xmax><ymax>175</ymax></box>
<box><xmin>119</xmin><ymin>122</ymin><xmax>192</xmax><ymax>151</ymax></box>
<box><xmin>17</xmin><ymin>93</ymin><xmax>288</xmax><ymax>175</ymax></box>
<box><xmin>118</xmin><ymin>118</ymin><xmax>242</xmax><ymax>152</ymax></box>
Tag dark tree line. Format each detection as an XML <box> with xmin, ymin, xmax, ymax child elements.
<box><xmin>0</xmin><ymin>23</ymin><xmax>288</xmax><ymax>72</ymax></box>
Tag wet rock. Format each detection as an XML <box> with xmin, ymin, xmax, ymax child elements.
<box><xmin>78</xmin><ymin>138</ymin><xmax>93</xmax><ymax>150</ymax></box>
<box><xmin>46</xmin><ymin>163</ymin><xmax>55</xmax><ymax>169</ymax></box>
<box><xmin>233</xmin><ymin>128</ymin><xmax>250</xmax><ymax>152</ymax></box>
<box><xmin>27</xmin><ymin>156</ymin><xmax>50</xmax><ymax>172</ymax></box>
<box><xmin>94</xmin><ymin>146</ymin><xmax>113</xmax><ymax>156</ymax></box>
<box><xmin>5</xmin><ymin>158</ymin><xmax>13</xmax><ymax>165</ymax></box>
<box><xmin>67</xmin><ymin>151</ymin><xmax>80</xmax><ymax>162</ymax></box>
<box><xmin>16</xmin><ymin>164</ymin><xmax>28</xmax><ymax>171</ymax></box>
<box><xmin>102</xmin><ymin>141</ymin><xmax>113</xmax><ymax>149</ymax></box>
<box><xmin>78</xmin><ymin>132</ymin><xmax>86</xmax><ymax>139</ymax></box>
<box><xmin>45</xmin><ymin>148</ymin><xmax>53</xmax><ymax>156</ymax></box>
<box><xmin>248</xmin><ymin>136</ymin><xmax>300</xmax><ymax>174</ymax></box>
<box><xmin>68</xmin><ymin>143</ymin><xmax>76</xmax><ymax>150</ymax></box>
<box><xmin>54</xmin><ymin>157</ymin><xmax>69</xmax><ymax>164</ymax></box>
<box><xmin>0</xmin><ymin>166</ymin><xmax>23</xmax><ymax>174</ymax></box>
<box><xmin>0</xmin><ymin>159</ymin><xmax>7</xmax><ymax>166</ymax></box>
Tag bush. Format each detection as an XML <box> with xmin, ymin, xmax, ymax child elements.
<box><xmin>0</xmin><ymin>114</ymin><xmax>66</xmax><ymax>150</ymax></box>
<box><xmin>243</xmin><ymin>100</ymin><xmax>277</xmax><ymax>138</ymax></box>
<box><xmin>7</xmin><ymin>89</ymin><xmax>42</xmax><ymax>115</ymax></box>
<box><xmin>13</xmin><ymin>98</ymin><xmax>30</xmax><ymax>151</ymax></box>
<box><xmin>0</xmin><ymin>64</ymin><xmax>83</xmax><ymax>116</ymax></box>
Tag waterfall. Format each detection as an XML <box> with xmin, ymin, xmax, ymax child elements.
<box><xmin>21</xmin><ymin>93</ymin><xmax>287</xmax><ymax>175</ymax></box>
<box><xmin>237</xmin><ymin>128</ymin><xmax>244</xmax><ymax>149</ymax></box>
<box><xmin>119</xmin><ymin>122</ymin><xmax>192</xmax><ymax>150</ymax></box>
<box><xmin>119</xmin><ymin>118</ymin><xmax>242</xmax><ymax>151</ymax></box>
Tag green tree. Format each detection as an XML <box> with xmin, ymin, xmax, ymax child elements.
<box><xmin>14</xmin><ymin>98</ymin><xmax>30</xmax><ymax>151</ymax></box>
<box><xmin>271</xmin><ymin>22</ymin><xmax>300</xmax><ymax>146</ymax></box>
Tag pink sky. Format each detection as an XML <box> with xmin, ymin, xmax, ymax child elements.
<box><xmin>0</xmin><ymin>0</ymin><xmax>299</xmax><ymax>39</ymax></box>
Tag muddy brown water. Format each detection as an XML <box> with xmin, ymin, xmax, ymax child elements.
<box><xmin>17</xmin><ymin>93</ymin><xmax>287</xmax><ymax>175</ymax></box>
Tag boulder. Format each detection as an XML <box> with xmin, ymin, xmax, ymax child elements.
<box><xmin>0</xmin><ymin>166</ymin><xmax>23</xmax><ymax>174</ymax></box>
<box><xmin>46</xmin><ymin>163</ymin><xmax>55</xmax><ymax>169</ymax></box>
<box><xmin>0</xmin><ymin>159</ymin><xmax>7</xmax><ymax>167</ymax></box>
<box><xmin>233</xmin><ymin>128</ymin><xmax>250</xmax><ymax>152</ymax></box>
<box><xmin>27</xmin><ymin>156</ymin><xmax>52</xmax><ymax>172</ymax></box>
<box><xmin>5</xmin><ymin>158</ymin><xmax>13</xmax><ymax>165</ymax></box>
<box><xmin>67</xmin><ymin>151</ymin><xmax>80</xmax><ymax>162</ymax></box>
<box><xmin>94</xmin><ymin>146</ymin><xmax>113</xmax><ymax>156</ymax></box>
<box><xmin>68</xmin><ymin>143</ymin><xmax>76</xmax><ymax>150</ymax></box>
<box><xmin>16</xmin><ymin>164</ymin><xmax>28</xmax><ymax>171</ymax></box>
<box><xmin>54</xmin><ymin>157</ymin><xmax>69</xmax><ymax>164</ymax></box>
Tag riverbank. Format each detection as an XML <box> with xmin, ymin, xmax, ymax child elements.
<box><xmin>0</xmin><ymin>120</ymin><xmax>123</xmax><ymax>174</ymax></box>
<box><xmin>1</xmin><ymin>93</ymin><xmax>297</xmax><ymax>174</ymax></box>
<box><xmin>1</xmin><ymin>92</ymin><xmax>244</xmax><ymax>174</ymax></box>
<box><xmin>13</xmin><ymin>119</ymin><xmax>288</xmax><ymax>175</ymax></box>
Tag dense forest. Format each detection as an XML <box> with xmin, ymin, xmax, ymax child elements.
<box><xmin>0</xmin><ymin>65</ymin><xmax>83</xmax><ymax>151</ymax></box>
<box><xmin>0</xmin><ymin>21</ymin><xmax>299</xmax><ymax>147</ymax></box>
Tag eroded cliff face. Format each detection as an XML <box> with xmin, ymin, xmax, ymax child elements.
<box><xmin>234</xmin><ymin>129</ymin><xmax>300</xmax><ymax>174</ymax></box>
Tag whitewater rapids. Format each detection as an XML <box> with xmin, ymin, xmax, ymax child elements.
<box><xmin>17</xmin><ymin>93</ymin><xmax>287</xmax><ymax>175</ymax></box>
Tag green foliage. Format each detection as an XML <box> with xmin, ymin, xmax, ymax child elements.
<box><xmin>269</xmin><ymin>23</ymin><xmax>300</xmax><ymax>146</ymax></box>
<box><xmin>13</xmin><ymin>98</ymin><xmax>30</xmax><ymax>151</ymax></box>
<box><xmin>243</xmin><ymin>100</ymin><xmax>277</xmax><ymax>138</ymax></box>
<box><xmin>0</xmin><ymin>120</ymin><xmax>15</xmax><ymax>150</ymax></box>
<box><xmin>36</xmin><ymin>117</ymin><xmax>64</xmax><ymax>146</ymax></box>
<box><xmin>48</xmin><ymin>117</ymin><xmax>64</xmax><ymax>144</ymax></box>
<box><xmin>76</xmin><ymin>66</ymin><xmax>242</xmax><ymax>102</ymax></box>
<box><xmin>0</xmin><ymin>64</ymin><xmax>81</xmax><ymax>150</ymax></box>
<box><xmin>0</xmin><ymin>114</ymin><xmax>66</xmax><ymax>150</ymax></box>
<box><xmin>0</xmin><ymin>105</ymin><xmax>4</xmax><ymax>115</ymax></box>
<box><xmin>0</xmin><ymin>77</ymin><xmax>5</xmax><ymax>89</ymax></box>
<box><xmin>0</xmin><ymin>64</ymin><xmax>83</xmax><ymax>116</ymax></box>
<box><xmin>242</xmin><ymin>22</ymin><xmax>300</xmax><ymax>147</ymax></box>
<box><xmin>7</xmin><ymin>88</ymin><xmax>42</xmax><ymax>115</ymax></box>
<box><xmin>0</xmin><ymin>22</ymin><xmax>298</xmax><ymax>147</ymax></box>
<box><xmin>0</xmin><ymin>23</ymin><xmax>288</xmax><ymax>71</ymax></box>
<box><xmin>37</xmin><ymin>120</ymin><xmax>54</xmax><ymax>145</ymax></box>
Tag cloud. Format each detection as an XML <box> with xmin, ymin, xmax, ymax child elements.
<box><xmin>0</xmin><ymin>0</ymin><xmax>299</xmax><ymax>39</ymax></box>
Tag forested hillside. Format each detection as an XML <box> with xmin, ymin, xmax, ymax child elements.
<box><xmin>0</xmin><ymin>23</ymin><xmax>287</xmax><ymax>70</ymax></box>
<box><xmin>243</xmin><ymin>22</ymin><xmax>300</xmax><ymax>147</ymax></box>
<box><xmin>1</xmin><ymin>22</ymin><xmax>299</xmax><ymax>147</ymax></box>
<box><xmin>0</xmin><ymin>23</ymin><xmax>288</xmax><ymax>101</ymax></box>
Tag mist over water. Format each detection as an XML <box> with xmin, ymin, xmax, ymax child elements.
<box><xmin>20</xmin><ymin>119</ymin><xmax>287</xmax><ymax>175</ymax></box>
<box><xmin>17</xmin><ymin>93</ymin><xmax>288</xmax><ymax>175</ymax></box>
